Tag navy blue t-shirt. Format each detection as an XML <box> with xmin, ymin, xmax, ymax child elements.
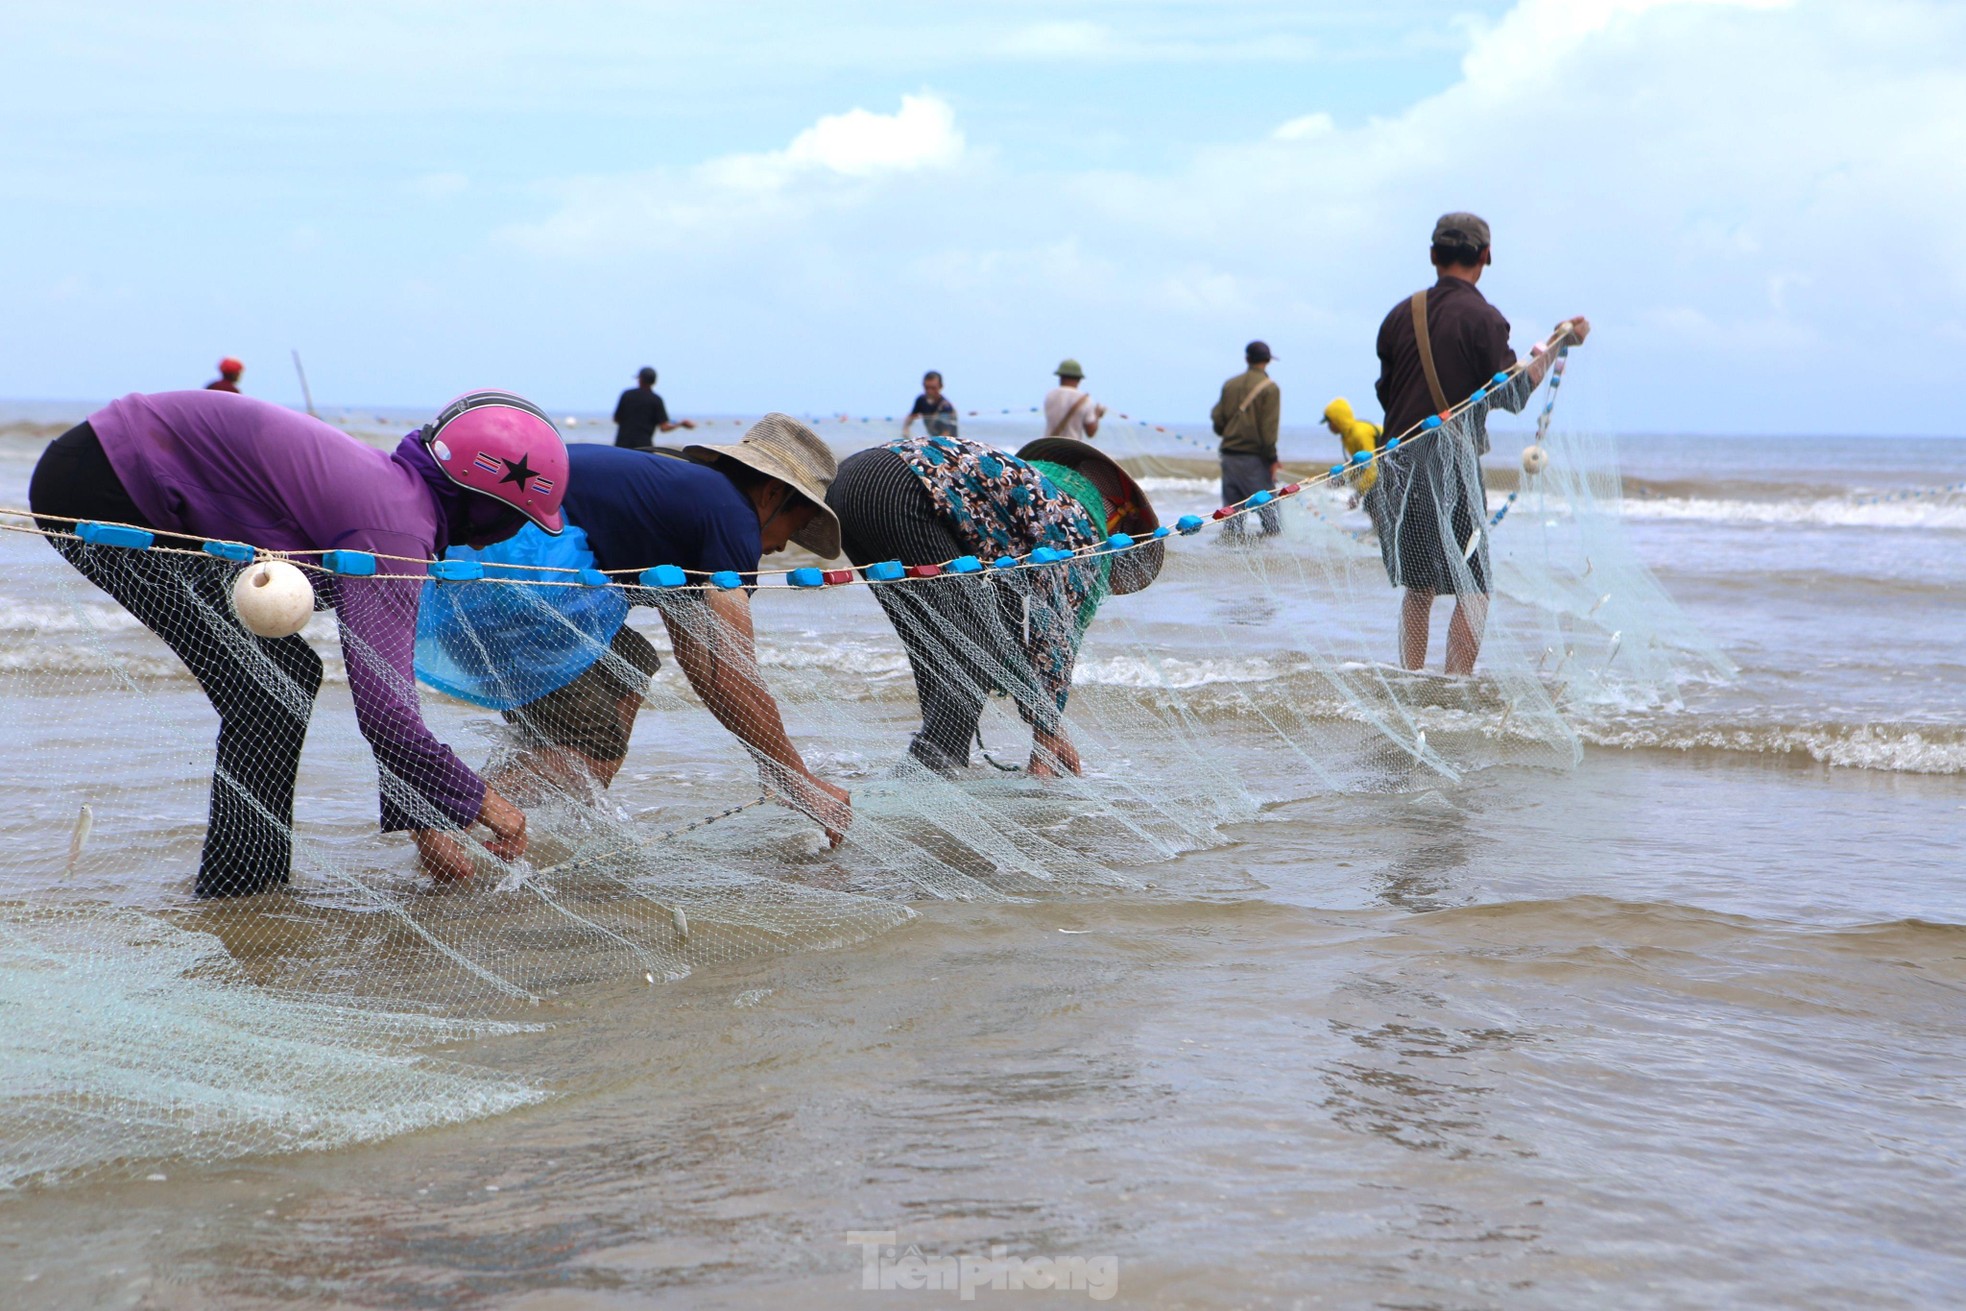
<box><xmin>910</xmin><ymin>392</ymin><xmax>958</xmax><ymax>437</ymax></box>
<box><xmin>562</xmin><ymin>444</ymin><xmax>761</xmax><ymax>579</ymax></box>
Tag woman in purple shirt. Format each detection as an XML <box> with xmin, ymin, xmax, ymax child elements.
<box><xmin>27</xmin><ymin>389</ymin><xmax>569</xmax><ymax>896</ymax></box>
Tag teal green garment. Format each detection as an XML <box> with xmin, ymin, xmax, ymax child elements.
<box><xmin>1030</xmin><ymin>460</ymin><xmax>1110</xmax><ymax>631</ymax></box>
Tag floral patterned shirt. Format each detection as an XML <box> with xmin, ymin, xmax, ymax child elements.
<box><xmin>890</xmin><ymin>435</ymin><xmax>1105</xmax><ymax>722</ymax></box>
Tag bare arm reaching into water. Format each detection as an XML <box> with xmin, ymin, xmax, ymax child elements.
<box><xmin>660</xmin><ymin>589</ymin><xmax>852</xmax><ymax>845</ymax></box>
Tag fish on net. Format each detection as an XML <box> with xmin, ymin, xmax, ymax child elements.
<box><xmin>0</xmin><ymin>338</ymin><xmax>1727</xmax><ymax>1185</ymax></box>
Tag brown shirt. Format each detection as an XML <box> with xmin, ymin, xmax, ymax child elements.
<box><xmin>1210</xmin><ymin>367</ymin><xmax>1281</xmax><ymax>461</ymax></box>
<box><xmin>1375</xmin><ymin>275</ymin><xmax>1529</xmax><ymax>455</ymax></box>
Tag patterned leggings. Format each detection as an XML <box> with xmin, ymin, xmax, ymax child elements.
<box><xmin>826</xmin><ymin>447</ymin><xmax>1053</xmax><ymax>771</ymax></box>
<box><xmin>30</xmin><ymin>424</ymin><xmax>319</xmax><ymax>897</ymax></box>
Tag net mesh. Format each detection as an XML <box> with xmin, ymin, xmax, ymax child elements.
<box><xmin>0</xmin><ymin>343</ymin><xmax>1729</xmax><ymax>1186</ymax></box>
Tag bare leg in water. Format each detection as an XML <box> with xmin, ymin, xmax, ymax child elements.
<box><xmin>1444</xmin><ymin>593</ymin><xmax>1488</xmax><ymax>676</ymax></box>
<box><xmin>1403</xmin><ymin>588</ymin><xmax>1488</xmax><ymax>674</ymax></box>
<box><xmin>490</xmin><ymin>692</ymin><xmax>638</xmax><ymax>802</ymax></box>
<box><xmin>1401</xmin><ymin>588</ymin><xmax>1434</xmax><ymax>669</ymax></box>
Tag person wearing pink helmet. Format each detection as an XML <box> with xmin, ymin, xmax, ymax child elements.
<box><xmin>26</xmin><ymin>388</ymin><xmax>569</xmax><ymax>895</ymax></box>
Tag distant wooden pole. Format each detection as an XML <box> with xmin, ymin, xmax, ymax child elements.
<box><xmin>291</xmin><ymin>349</ymin><xmax>318</xmax><ymax>417</ymax></box>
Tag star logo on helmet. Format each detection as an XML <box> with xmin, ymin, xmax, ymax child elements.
<box><xmin>498</xmin><ymin>454</ymin><xmax>539</xmax><ymax>488</ymax></box>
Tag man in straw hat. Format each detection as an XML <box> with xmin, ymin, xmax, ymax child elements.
<box><xmin>826</xmin><ymin>430</ymin><xmax>1161</xmax><ymax>776</ymax></box>
<box><xmin>415</xmin><ymin>414</ymin><xmax>852</xmax><ymax>844</ymax></box>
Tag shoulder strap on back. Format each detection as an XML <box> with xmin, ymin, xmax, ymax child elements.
<box><xmin>1410</xmin><ymin>289</ymin><xmax>1450</xmax><ymax>413</ymax></box>
<box><xmin>1047</xmin><ymin>390</ymin><xmax>1092</xmax><ymax>437</ymax></box>
<box><xmin>1236</xmin><ymin>375</ymin><xmax>1276</xmax><ymax>415</ymax></box>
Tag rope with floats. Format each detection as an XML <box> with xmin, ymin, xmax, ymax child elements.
<box><xmin>0</xmin><ymin>324</ymin><xmax>1583</xmax><ymax>596</ymax></box>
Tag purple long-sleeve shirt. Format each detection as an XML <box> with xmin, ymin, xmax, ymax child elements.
<box><xmin>88</xmin><ymin>391</ymin><xmax>485</xmax><ymax>832</ymax></box>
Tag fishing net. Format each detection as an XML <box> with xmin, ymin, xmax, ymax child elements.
<box><xmin>0</xmin><ymin>339</ymin><xmax>1728</xmax><ymax>1186</ymax></box>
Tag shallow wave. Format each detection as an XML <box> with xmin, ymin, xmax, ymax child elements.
<box><xmin>1619</xmin><ymin>494</ymin><xmax>1966</xmax><ymax>531</ymax></box>
<box><xmin>0</xmin><ymin>600</ymin><xmax>147</xmax><ymax>635</ymax></box>
<box><xmin>1399</xmin><ymin>895</ymin><xmax>1966</xmax><ymax>972</ymax></box>
<box><xmin>1579</xmin><ymin>718</ymin><xmax>1966</xmax><ymax>774</ymax></box>
<box><xmin>1073</xmin><ymin>653</ymin><xmax>1287</xmax><ymax>689</ymax></box>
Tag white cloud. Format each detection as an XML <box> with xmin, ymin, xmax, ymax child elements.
<box><xmin>465</xmin><ymin>1</ymin><xmax>1966</xmax><ymax>431</ymax></box>
<box><xmin>1272</xmin><ymin>113</ymin><xmax>1334</xmax><ymax>142</ymax></box>
<box><xmin>698</xmin><ymin>94</ymin><xmax>964</xmax><ymax>193</ymax></box>
<box><xmin>781</xmin><ymin>95</ymin><xmax>965</xmax><ymax>178</ymax></box>
<box><xmin>504</xmin><ymin>94</ymin><xmax>965</xmax><ymax>257</ymax></box>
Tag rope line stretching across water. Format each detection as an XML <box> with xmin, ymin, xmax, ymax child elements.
<box><xmin>0</xmin><ymin>325</ymin><xmax>1582</xmax><ymax>597</ymax></box>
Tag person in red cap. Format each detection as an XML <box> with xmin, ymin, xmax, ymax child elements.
<box><xmin>205</xmin><ymin>358</ymin><xmax>244</xmax><ymax>393</ymax></box>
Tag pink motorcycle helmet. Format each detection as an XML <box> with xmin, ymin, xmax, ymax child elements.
<box><xmin>422</xmin><ymin>389</ymin><xmax>567</xmax><ymax>534</ymax></box>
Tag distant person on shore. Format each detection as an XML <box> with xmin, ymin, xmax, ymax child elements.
<box><xmin>613</xmin><ymin>367</ymin><xmax>695</xmax><ymax>450</ymax></box>
<box><xmin>205</xmin><ymin>358</ymin><xmax>244</xmax><ymax>393</ymax></box>
<box><xmin>901</xmin><ymin>371</ymin><xmax>958</xmax><ymax>438</ymax></box>
<box><xmin>1375</xmin><ymin>211</ymin><xmax>1590</xmax><ymax>675</ymax></box>
<box><xmin>1322</xmin><ymin>397</ymin><xmax>1382</xmax><ymax>506</ymax></box>
<box><xmin>1043</xmin><ymin>359</ymin><xmax>1106</xmax><ymax>440</ymax></box>
<box><xmin>1210</xmin><ymin>341</ymin><xmax>1282</xmax><ymax>537</ymax></box>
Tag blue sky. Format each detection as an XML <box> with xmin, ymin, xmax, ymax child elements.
<box><xmin>4</xmin><ymin>0</ymin><xmax>1962</xmax><ymax>434</ymax></box>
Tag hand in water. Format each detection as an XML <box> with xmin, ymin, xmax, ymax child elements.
<box><xmin>412</xmin><ymin>788</ymin><xmax>527</xmax><ymax>883</ymax></box>
<box><xmin>811</xmin><ymin>777</ymin><xmax>852</xmax><ymax>848</ymax></box>
<box><xmin>1028</xmin><ymin>729</ymin><xmax>1082</xmax><ymax>779</ymax></box>
<box><xmin>778</xmin><ymin>770</ymin><xmax>852</xmax><ymax>848</ymax></box>
<box><xmin>477</xmin><ymin>787</ymin><xmax>529</xmax><ymax>862</ymax></box>
<box><xmin>412</xmin><ymin>829</ymin><xmax>475</xmax><ymax>883</ymax></box>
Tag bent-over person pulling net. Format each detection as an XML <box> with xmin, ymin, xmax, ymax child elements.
<box><xmin>825</xmin><ymin>433</ymin><xmax>1163</xmax><ymax>776</ymax></box>
<box><xmin>26</xmin><ymin>389</ymin><xmax>569</xmax><ymax>892</ymax></box>
<box><xmin>416</xmin><ymin>416</ymin><xmax>852</xmax><ymax>844</ymax></box>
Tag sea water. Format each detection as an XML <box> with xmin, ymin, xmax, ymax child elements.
<box><xmin>0</xmin><ymin>403</ymin><xmax>1961</xmax><ymax>1308</ymax></box>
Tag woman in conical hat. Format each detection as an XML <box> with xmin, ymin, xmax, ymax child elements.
<box><xmin>416</xmin><ymin>414</ymin><xmax>852</xmax><ymax>844</ymax></box>
<box><xmin>825</xmin><ymin>430</ymin><xmax>1161</xmax><ymax>777</ymax></box>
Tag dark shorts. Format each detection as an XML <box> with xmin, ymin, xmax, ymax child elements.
<box><xmin>1219</xmin><ymin>451</ymin><xmax>1281</xmax><ymax>534</ymax></box>
<box><xmin>1377</xmin><ymin>453</ymin><xmax>1489</xmax><ymax>595</ymax></box>
<box><xmin>501</xmin><ymin>623</ymin><xmax>662</xmax><ymax>763</ymax></box>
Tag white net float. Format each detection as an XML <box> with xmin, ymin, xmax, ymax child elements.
<box><xmin>231</xmin><ymin>559</ymin><xmax>315</xmax><ymax>638</ymax></box>
<box><xmin>1521</xmin><ymin>444</ymin><xmax>1550</xmax><ymax>475</ymax></box>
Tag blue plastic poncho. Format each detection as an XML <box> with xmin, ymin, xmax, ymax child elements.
<box><xmin>414</xmin><ymin>523</ymin><xmax>629</xmax><ymax>711</ymax></box>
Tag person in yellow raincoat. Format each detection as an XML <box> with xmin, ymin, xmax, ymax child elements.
<box><xmin>1322</xmin><ymin>397</ymin><xmax>1383</xmax><ymax>506</ymax></box>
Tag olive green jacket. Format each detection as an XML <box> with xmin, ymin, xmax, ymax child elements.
<box><xmin>1210</xmin><ymin>367</ymin><xmax>1281</xmax><ymax>461</ymax></box>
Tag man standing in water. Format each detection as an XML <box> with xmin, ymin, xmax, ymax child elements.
<box><xmin>613</xmin><ymin>367</ymin><xmax>695</xmax><ymax>449</ymax></box>
<box><xmin>205</xmin><ymin>357</ymin><xmax>244</xmax><ymax>393</ymax></box>
<box><xmin>1375</xmin><ymin>212</ymin><xmax>1589</xmax><ymax>674</ymax></box>
<box><xmin>1043</xmin><ymin>359</ymin><xmax>1106</xmax><ymax>440</ymax></box>
<box><xmin>1210</xmin><ymin>341</ymin><xmax>1282</xmax><ymax>537</ymax></box>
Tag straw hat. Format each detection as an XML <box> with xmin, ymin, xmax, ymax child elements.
<box><xmin>685</xmin><ymin>414</ymin><xmax>842</xmax><ymax>559</ymax></box>
<box><xmin>1017</xmin><ymin>437</ymin><xmax>1164</xmax><ymax>595</ymax></box>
